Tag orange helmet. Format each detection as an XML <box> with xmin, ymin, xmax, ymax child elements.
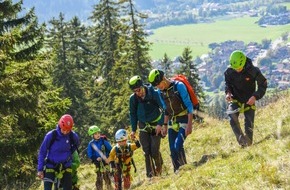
<box><xmin>58</xmin><ymin>114</ymin><xmax>74</xmax><ymax>131</ymax></box>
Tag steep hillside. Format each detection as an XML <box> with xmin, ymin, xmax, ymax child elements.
<box><xmin>31</xmin><ymin>91</ymin><xmax>290</xmax><ymax>189</ymax></box>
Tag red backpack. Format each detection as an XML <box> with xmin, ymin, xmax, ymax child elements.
<box><xmin>171</xmin><ymin>74</ymin><xmax>199</xmax><ymax>107</ymax></box>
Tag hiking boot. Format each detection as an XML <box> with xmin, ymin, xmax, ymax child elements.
<box><xmin>123</xmin><ymin>175</ymin><xmax>131</xmax><ymax>189</ymax></box>
<box><xmin>147</xmin><ymin>177</ymin><xmax>152</xmax><ymax>182</ymax></box>
<box><xmin>238</xmin><ymin>135</ymin><xmax>249</xmax><ymax>147</ymax></box>
<box><xmin>72</xmin><ymin>185</ymin><xmax>80</xmax><ymax>190</ymax></box>
<box><xmin>244</xmin><ymin>135</ymin><xmax>253</xmax><ymax>146</ymax></box>
<box><xmin>106</xmin><ymin>184</ymin><xmax>113</xmax><ymax>190</ymax></box>
<box><xmin>155</xmin><ymin>167</ymin><xmax>162</xmax><ymax>176</ymax></box>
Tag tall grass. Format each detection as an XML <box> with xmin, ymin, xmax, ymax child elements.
<box><xmin>147</xmin><ymin>15</ymin><xmax>290</xmax><ymax>60</ymax></box>
<box><xmin>42</xmin><ymin>91</ymin><xmax>290</xmax><ymax>190</ymax></box>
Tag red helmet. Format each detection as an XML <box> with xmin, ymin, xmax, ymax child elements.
<box><xmin>58</xmin><ymin>114</ymin><xmax>74</xmax><ymax>131</ymax></box>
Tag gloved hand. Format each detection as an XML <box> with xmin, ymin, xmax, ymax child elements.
<box><xmin>93</xmin><ymin>158</ymin><xmax>100</xmax><ymax>165</ymax></box>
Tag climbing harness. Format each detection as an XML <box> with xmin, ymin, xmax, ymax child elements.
<box><xmin>168</xmin><ymin>122</ymin><xmax>187</xmax><ymax>132</ymax></box>
<box><xmin>226</xmin><ymin>100</ymin><xmax>256</xmax><ymax>115</ymax></box>
<box><xmin>139</xmin><ymin>114</ymin><xmax>162</xmax><ymax>133</ymax></box>
<box><xmin>45</xmin><ymin>164</ymin><xmax>72</xmax><ymax>189</ymax></box>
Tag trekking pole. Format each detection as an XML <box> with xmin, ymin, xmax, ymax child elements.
<box><xmin>91</xmin><ymin>143</ymin><xmax>108</xmax><ymax>162</ymax></box>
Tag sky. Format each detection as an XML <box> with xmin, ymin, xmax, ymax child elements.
<box><xmin>19</xmin><ymin>0</ymin><xmax>153</xmax><ymax>23</ymax></box>
<box><xmin>20</xmin><ymin>0</ymin><xmax>100</xmax><ymax>23</ymax></box>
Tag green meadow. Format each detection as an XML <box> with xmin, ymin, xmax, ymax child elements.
<box><xmin>147</xmin><ymin>16</ymin><xmax>290</xmax><ymax>60</ymax></box>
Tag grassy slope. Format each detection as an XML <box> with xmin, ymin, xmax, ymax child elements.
<box><xmin>147</xmin><ymin>15</ymin><xmax>290</xmax><ymax>60</ymax></box>
<box><xmin>68</xmin><ymin>91</ymin><xmax>290</xmax><ymax>190</ymax></box>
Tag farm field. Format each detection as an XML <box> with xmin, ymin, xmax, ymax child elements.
<box><xmin>147</xmin><ymin>16</ymin><xmax>290</xmax><ymax>60</ymax></box>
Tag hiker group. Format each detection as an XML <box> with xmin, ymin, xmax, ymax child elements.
<box><xmin>37</xmin><ymin>50</ymin><xmax>267</xmax><ymax>190</ymax></box>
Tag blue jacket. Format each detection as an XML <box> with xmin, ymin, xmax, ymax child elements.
<box><xmin>87</xmin><ymin>137</ymin><xmax>112</xmax><ymax>160</ymax></box>
<box><xmin>37</xmin><ymin>126</ymin><xmax>80</xmax><ymax>171</ymax></box>
<box><xmin>129</xmin><ymin>85</ymin><xmax>165</xmax><ymax>132</ymax></box>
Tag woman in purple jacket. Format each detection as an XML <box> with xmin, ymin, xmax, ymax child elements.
<box><xmin>37</xmin><ymin>114</ymin><xmax>80</xmax><ymax>190</ymax></box>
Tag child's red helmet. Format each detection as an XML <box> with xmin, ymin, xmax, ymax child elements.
<box><xmin>58</xmin><ymin>114</ymin><xmax>74</xmax><ymax>131</ymax></box>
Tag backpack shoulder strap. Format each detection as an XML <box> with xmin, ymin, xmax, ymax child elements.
<box><xmin>100</xmin><ymin>137</ymin><xmax>109</xmax><ymax>152</ymax></box>
<box><xmin>172</xmin><ymin>80</ymin><xmax>182</xmax><ymax>98</ymax></box>
<box><xmin>115</xmin><ymin>146</ymin><xmax>121</xmax><ymax>161</ymax></box>
<box><xmin>69</xmin><ymin>131</ymin><xmax>79</xmax><ymax>153</ymax></box>
<box><xmin>145</xmin><ymin>85</ymin><xmax>161</xmax><ymax>108</ymax></box>
<box><xmin>48</xmin><ymin>129</ymin><xmax>57</xmax><ymax>150</ymax></box>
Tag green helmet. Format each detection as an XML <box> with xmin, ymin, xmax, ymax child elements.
<box><xmin>88</xmin><ymin>125</ymin><xmax>101</xmax><ymax>136</ymax></box>
<box><xmin>148</xmin><ymin>69</ymin><xmax>164</xmax><ymax>86</ymax></box>
<box><xmin>129</xmin><ymin>75</ymin><xmax>143</xmax><ymax>90</ymax></box>
<box><xmin>229</xmin><ymin>50</ymin><xmax>246</xmax><ymax>70</ymax></box>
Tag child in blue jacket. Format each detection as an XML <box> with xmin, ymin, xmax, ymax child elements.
<box><xmin>87</xmin><ymin>125</ymin><xmax>112</xmax><ymax>190</ymax></box>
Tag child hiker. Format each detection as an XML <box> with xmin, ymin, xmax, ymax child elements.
<box><xmin>87</xmin><ymin>125</ymin><xmax>113</xmax><ymax>190</ymax></box>
<box><xmin>108</xmin><ymin>129</ymin><xmax>141</xmax><ymax>190</ymax></box>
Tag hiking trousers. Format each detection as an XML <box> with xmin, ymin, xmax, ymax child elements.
<box><xmin>168</xmin><ymin>126</ymin><xmax>187</xmax><ymax>172</ymax></box>
<box><xmin>139</xmin><ymin>122</ymin><xmax>163</xmax><ymax>178</ymax></box>
<box><xmin>95</xmin><ymin>162</ymin><xmax>111</xmax><ymax>190</ymax></box>
<box><xmin>228</xmin><ymin>103</ymin><xmax>255</xmax><ymax>146</ymax></box>
<box><xmin>113</xmin><ymin>163</ymin><xmax>131</xmax><ymax>190</ymax></box>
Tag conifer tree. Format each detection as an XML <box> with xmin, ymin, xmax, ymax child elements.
<box><xmin>93</xmin><ymin>0</ymin><xmax>153</xmax><ymax>130</ymax></box>
<box><xmin>118</xmin><ymin>0</ymin><xmax>152</xmax><ymax>78</ymax></box>
<box><xmin>0</xmin><ymin>0</ymin><xmax>44</xmax><ymax>72</ymax></box>
<box><xmin>0</xmin><ymin>1</ymin><xmax>70</xmax><ymax>187</ymax></box>
<box><xmin>85</xmin><ymin>0</ymin><xmax>128</xmax><ymax>133</ymax></box>
<box><xmin>161</xmin><ymin>53</ymin><xmax>172</xmax><ymax>75</ymax></box>
<box><xmin>88</xmin><ymin>0</ymin><xmax>122</xmax><ymax>84</ymax></box>
<box><xmin>46</xmin><ymin>14</ymin><xmax>93</xmax><ymax>132</ymax></box>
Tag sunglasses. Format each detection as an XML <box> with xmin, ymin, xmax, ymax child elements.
<box><xmin>152</xmin><ymin>80</ymin><xmax>162</xmax><ymax>87</ymax></box>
